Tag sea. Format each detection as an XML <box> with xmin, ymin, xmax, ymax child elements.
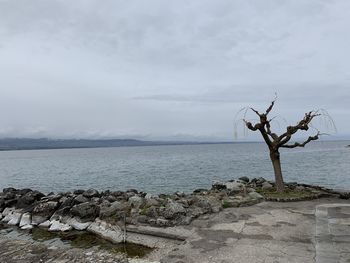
<box><xmin>0</xmin><ymin>141</ymin><xmax>349</xmax><ymax>194</ymax></box>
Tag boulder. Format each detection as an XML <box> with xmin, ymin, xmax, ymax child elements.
<box><xmin>33</xmin><ymin>201</ymin><xmax>58</xmax><ymax>217</ymax></box>
<box><xmin>239</xmin><ymin>176</ymin><xmax>250</xmax><ymax>183</ymax></box>
<box><xmin>99</xmin><ymin>201</ymin><xmax>123</xmax><ymax>218</ymax></box>
<box><xmin>21</xmin><ymin>224</ymin><xmax>34</xmax><ymax>230</ymax></box>
<box><xmin>49</xmin><ymin>220</ymin><xmax>72</xmax><ymax>232</ymax></box>
<box><xmin>16</xmin><ymin>190</ymin><xmax>45</xmax><ymax>209</ymax></box>
<box><xmin>7</xmin><ymin>211</ymin><xmax>23</xmax><ymax>225</ymax></box>
<box><xmin>74</xmin><ymin>195</ymin><xmax>89</xmax><ymax>204</ymax></box>
<box><xmin>38</xmin><ymin>220</ymin><xmax>52</xmax><ymax>228</ymax></box>
<box><xmin>70</xmin><ymin>202</ymin><xmax>100</xmax><ymax>222</ymax></box>
<box><xmin>67</xmin><ymin>217</ymin><xmax>91</xmax><ymax>230</ymax></box>
<box><xmin>225</xmin><ymin>180</ymin><xmax>245</xmax><ymax>192</ymax></box>
<box><xmin>83</xmin><ymin>189</ymin><xmax>100</xmax><ymax>198</ymax></box>
<box><xmin>248</xmin><ymin>192</ymin><xmax>264</xmax><ymax>200</ymax></box>
<box><xmin>19</xmin><ymin>212</ymin><xmax>31</xmax><ymax>227</ymax></box>
<box><xmin>261</xmin><ymin>182</ymin><xmax>274</xmax><ymax>190</ymax></box>
<box><xmin>128</xmin><ymin>196</ymin><xmax>144</xmax><ymax>209</ymax></box>
<box><xmin>87</xmin><ymin>218</ymin><xmax>124</xmax><ymax>243</ymax></box>
<box><xmin>163</xmin><ymin>199</ymin><xmax>186</xmax><ymax>219</ymax></box>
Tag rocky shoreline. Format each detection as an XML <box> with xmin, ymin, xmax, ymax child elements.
<box><xmin>1</xmin><ymin>177</ymin><xmax>349</xmax><ymax>249</ymax></box>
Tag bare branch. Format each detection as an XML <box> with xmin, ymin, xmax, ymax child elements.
<box><xmin>243</xmin><ymin>120</ymin><xmax>260</xmax><ymax>131</ymax></box>
<box><xmin>265</xmin><ymin>94</ymin><xmax>277</xmax><ymax>115</ymax></box>
<box><xmin>278</xmin><ymin>111</ymin><xmax>321</xmax><ymax>142</ymax></box>
<box><xmin>250</xmin><ymin>107</ymin><xmax>261</xmax><ymax>117</ymax></box>
<box><xmin>280</xmin><ymin>132</ymin><xmax>320</xmax><ymax>148</ymax></box>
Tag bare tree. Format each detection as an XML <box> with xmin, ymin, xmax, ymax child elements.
<box><xmin>240</xmin><ymin>98</ymin><xmax>331</xmax><ymax>192</ymax></box>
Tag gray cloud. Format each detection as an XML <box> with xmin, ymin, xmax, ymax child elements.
<box><xmin>0</xmin><ymin>0</ymin><xmax>349</xmax><ymax>141</ymax></box>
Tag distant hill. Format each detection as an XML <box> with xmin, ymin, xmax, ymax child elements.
<box><xmin>0</xmin><ymin>138</ymin><xmax>228</xmax><ymax>151</ymax></box>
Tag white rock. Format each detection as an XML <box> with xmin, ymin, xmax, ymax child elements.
<box><xmin>38</xmin><ymin>220</ymin><xmax>52</xmax><ymax>228</ymax></box>
<box><xmin>67</xmin><ymin>217</ymin><xmax>91</xmax><ymax>231</ymax></box>
<box><xmin>19</xmin><ymin>213</ymin><xmax>31</xmax><ymax>227</ymax></box>
<box><xmin>2</xmin><ymin>207</ymin><xmax>14</xmax><ymax>217</ymax></box>
<box><xmin>7</xmin><ymin>212</ymin><xmax>23</xmax><ymax>226</ymax></box>
<box><xmin>87</xmin><ymin>218</ymin><xmax>124</xmax><ymax>243</ymax></box>
<box><xmin>49</xmin><ymin>220</ymin><xmax>72</xmax><ymax>232</ymax></box>
<box><xmin>248</xmin><ymin>192</ymin><xmax>264</xmax><ymax>200</ymax></box>
<box><xmin>21</xmin><ymin>224</ymin><xmax>34</xmax><ymax>230</ymax></box>
<box><xmin>225</xmin><ymin>180</ymin><xmax>245</xmax><ymax>191</ymax></box>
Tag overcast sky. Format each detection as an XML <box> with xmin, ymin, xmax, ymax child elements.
<box><xmin>0</xmin><ymin>0</ymin><xmax>349</xmax><ymax>141</ymax></box>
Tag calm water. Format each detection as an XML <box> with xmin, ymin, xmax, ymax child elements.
<box><xmin>0</xmin><ymin>141</ymin><xmax>349</xmax><ymax>193</ymax></box>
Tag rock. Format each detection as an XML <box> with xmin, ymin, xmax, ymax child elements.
<box><xmin>254</xmin><ymin>177</ymin><xmax>266</xmax><ymax>186</ymax></box>
<box><xmin>99</xmin><ymin>201</ymin><xmax>123</xmax><ymax>218</ymax></box>
<box><xmin>248</xmin><ymin>192</ymin><xmax>264</xmax><ymax>200</ymax></box>
<box><xmin>33</xmin><ymin>201</ymin><xmax>58</xmax><ymax>218</ymax></box>
<box><xmin>38</xmin><ymin>220</ymin><xmax>52</xmax><ymax>228</ymax></box>
<box><xmin>87</xmin><ymin>218</ymin><xmax>124</xmax><ymax>243</ymax></box>
<box><xmin>145</xmin><ymin>193</ymin><xmax>158</xmax><ymax>200</ymax></box>
<box><xmin>67</xmin><ymin>217</ymin><xmax>91</xmax><ymax>230</ymax></box>
<box><xmin>73</xmin><ymin>189</ymin><xmax>85</xmax><ymax>195</ymax></box>
<box><xmin>188</xmin><ymin>207</ymin><xmax>205</xmax><ymax>218</ymax></box>
<box><xmin>222</xmin><ymin>197</ymin><xmax>241</xmax><ymax>208</ymax></box>
<box><xmin>225</xmin><ymin>180</ymin><xmax>245</xmax><ymax>192</ymax></box>
<box><xmin>262</xmin><ymin>182</ymin><xmax>274</xmax><ymax>190</ymax></box>
<box><xmin>32</xmin><ymin>215</ymin><xmax>49</xmax><ymax>225</ymax></box>
<box><xmin>128</xmin><ymin>196</ymin><xmax>144</xmax><ymax>209</ymax></box>
<box><xmin>50</xmin><ymin>206</ymin><xmax>71</xmax><ymax>221</ymax></box>
<box><xmin>163</xmin><ymin>199</ymin><xmax>186</xmax><ymax>219</ymax></box>
<box><xmin>239</xmin><ymin>176</ymin><xmax>250</xmax><ymax>183</ymax></box>
<box><xmin>339</xmin><ymin>192</ymin><xmax>350</xmax><ymax>199</ymax></box>
<box><xmin>141</xmin><ymin>206</ymin><xmax>158</xmax><ymax>218</ymax></box>
<box><xmin>2</xmin><ymin>207</ymin><xmax>14</xmax><ymax>217</ymax></box>
<box><xmin>156</xmin><ymin>218</ymin><xmax>171</xmax><ymax>227</ymax></box>
<box><xmin>295</xmin><ymin>185</ymin><xmax>305</xmax><ymax>191</ymax></box>
<box><xmin>74</xmin><ymin>194</ymin><xmax>89</xmax><ymax>204</ymax></box>
<box><xmin>83</xmin><ymin>189</ymin><xmax>100</xmax><ymax>198</ymax></box>
<box><xmin>16</xmin><ymin>191</ymin><xmax>45</xmax><ymax>209</ymax></box>
<box><xmin>193</xmin><ymin>188</ymin><xmax>209</xmax><ymax>194</ymax></box>
<box><xmin>70</xmin><ymin>202</ymin><xmax>100</xmax><ymax>222</ymax></box>
<box><xmin>105</xmin><ymin>195</ymin><xmax>118</xmax><ymax>202</ymax></box>
<box><xmin>19</xmin><ymin>212</ymin><xmax>31</xmax><ymax>227</ymax></box>
<box><xmin>7</xmin><ymin>211</ymin><xmax>23</xmax><ymax>225</ymax></box>
<box><xmin>49</xmin><ymin>220</ymin><xmax>72</xmax><ymax>232</ymax></box>
<box><xmin>21</xmin><ymin>224</ymin><xmax>34</xmax><ymax>230</ymax></box>
<box><xmin>212</xmin><ymin>181</ymin><xmax>227</xmax><ymax>190</ymax></box>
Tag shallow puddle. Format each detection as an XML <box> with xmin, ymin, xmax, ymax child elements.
<box><xmin>0</xmin><ymin>223</ymin><xmax>153</xmax><ymax>258</ymax></box>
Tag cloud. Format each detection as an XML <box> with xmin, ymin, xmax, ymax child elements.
<box><xmin>0</xmin><ymin>0</ymin><xmax>349</xmax><ymax>140</ymax></box>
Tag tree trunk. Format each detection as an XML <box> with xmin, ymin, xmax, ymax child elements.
<box><xmin>269</xmin><ymin>150</ymin><xmax>285</xmax><ymax>192</ymax></box>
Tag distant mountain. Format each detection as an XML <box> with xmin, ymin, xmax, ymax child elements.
<box><xmin>0</xmin><ymin>138</ymin><xmax>230</xmax><ymax>151</ymax></box>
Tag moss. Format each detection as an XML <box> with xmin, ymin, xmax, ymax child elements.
<box><xmin>30</xmin><ymin>228</ymin><xmax>153</xmax><ymax>258</ymax></box>
<box><xmin>256</xmin><ymin>188</ymin><xmax>314</xmax><ymax>199</ymax></box>
<box><xmin>222</xmin><ymin>202</ymin><xmax>231</xmax><ymax>209</ymax></box>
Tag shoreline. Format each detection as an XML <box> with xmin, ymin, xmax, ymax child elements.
<box><xmin>1</xmin><ymin>178</ymin><xmax>349</xmax><ymax>262</ymax></box>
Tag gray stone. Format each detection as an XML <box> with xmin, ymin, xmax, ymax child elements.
<box><xmin>248</xmin><ymin>192</ymin><xmax>264</xmax><ymax>200</ymax></box>
<box><xmin>70</xmin><ymin>202</ymin><xmax>100</xmax><ymax>222</ymax></box>
<box><xmin>239</xmin><ymin>176</ymin><xmax>250</xmax><ymax>183</ymax></box>
<box><xmin>262</xmin><ymin>182</ymin><xmax>274</xmax><ymax>190</ymax></box>
<box><xmin>82</xmin><ymin>189</ymin><xmax>100</xmax><ymax>198</ymax></box>
<box><xmin>128</xmin><ymin>196</ymin><xmax>144</xmax><ymax>208</ymax></box>
<box><xmin>163</xmin><ymin>199</ymin><xmax>186</xmax><ymax>219</ymax></box>
<box><xmin>87</xmin><ymin>218</ymin><xmax>124</xmax><ymax>243</ymax></box>
<box><xmin>74</xmin><ymin>194</ymin><xmax>89</xmax><ymax>204</ymax></box>
<box><xmin>99</xmin><ymin>201</ymin><xmax>123</xmax><ymax>218</ymax></box>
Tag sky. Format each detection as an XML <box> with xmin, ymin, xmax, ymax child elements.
<box><xmin>0</xmin><ymin>0</ymin><xmax>349</xmax><ymax>141</ymax></box>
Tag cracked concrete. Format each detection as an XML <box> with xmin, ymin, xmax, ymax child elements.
<box><xmin>160</xmin><ymin>198</ymin><xmax>350</xmax><ymax>263</ymax></box>
<box><xmin>1</xmin><ymin>198</ymin><xmax>349</xmax><ymax>263</ymax></box>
